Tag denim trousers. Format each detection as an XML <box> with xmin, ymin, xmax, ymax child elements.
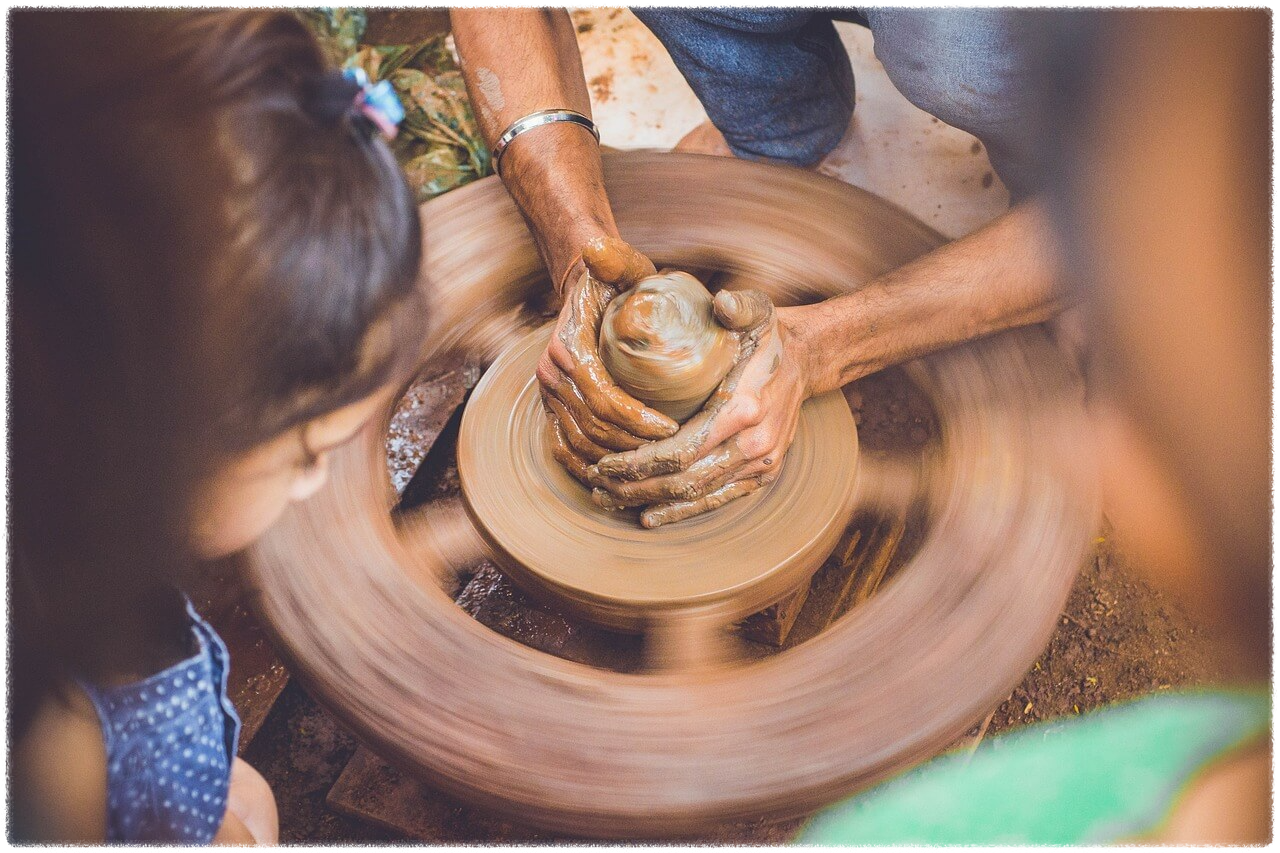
<box><xmin>631</xmin><ymin>8</ymin><xmax>1060</xmax><ymax>199</ymax></box>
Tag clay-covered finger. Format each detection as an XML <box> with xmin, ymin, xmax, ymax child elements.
<box><xmin>559</xmin><ymin>276</ymin><xmax>613</xmax><ymax>350</ymax></box>
<box><xmin>582</xmin><ymin>236</ymin><xmax>657</xmax><ymax>288</ymax></box>
<box><xmin>592</xmin><ymin>441</ymin><xmax>747</xmax><ymax>505</ymax></box>
<box><xmin>545</xmin><ymin>419</ymin><xmax>598</xmax><ymax>486</ymax></box>
<box><xmin>640</xmin><ymin>475</ymin><xmax>774</xmax><ymax>529</ymax></box>
<box><xmin>552</xmin><ymin>297</ymin><xmax>678</xmax><ymax>440</ymax></box>
<box><xmin>593</xmin><ymin>406</ymin><xmax>718</xmax><ymax>481</ymax></box>
<box><xmin>564</xmin><ymin>357</ymin><xmax>680</xmax><ymax>440</ymax></box>
<box><xmin>541</xmin><ymin>392</ymin><xmax>610</xmax><ymax>460</ymax></box>
<box><xmin>540</xmin><ymin>365</ymin><xmax>648</xmax><ymax>451</ymax></box>
<box><xmin>590</xmin><ymin>487</ymin><xmax>638</xmax><ymax>512</ymax></box>
<box><xmin>712</xmin><ymin>288</ymin><xmax>775</xmax><ymax>333</ymax></box>
<box><xmin>591</xmin><ymin>461</ymin><xmax>740</xmax><ymax>511</ymax></box>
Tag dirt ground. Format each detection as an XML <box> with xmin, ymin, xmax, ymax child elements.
<box><xmin>245</xmin><ymin>356</ymin><xmax>1229</xmax><ymax>843</ymax></box>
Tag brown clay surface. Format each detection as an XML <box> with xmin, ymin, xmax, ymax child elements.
<box><xmin>599</xmin><ymin>270</ymin><xmax>737</xmax><ymax>421</ymax></box>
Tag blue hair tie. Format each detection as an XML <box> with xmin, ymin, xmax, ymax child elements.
<box><xmin>342</xmin><ymin>67</ymin><xmax>405</xmax><ymax>140</ymax></box>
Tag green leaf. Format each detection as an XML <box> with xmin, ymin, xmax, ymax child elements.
<box><xmin>403</xmin><ymin>148</ymin><xmax>474</xmax><ymax>202</ymax></box>
<box><xmin>393</xmin><ymin>36</ymin><xmax>454</xmax><ymax>76</ymax></box>
<box><xmin>295</xmin><ymin>8</ymin><xmax>367</xmax><ymax>67</ymax></box>
<box><xmin>329</xmin><ymin>8</ymin><xmax>367</xmax><ymax>56</ymax></box>
<box><xmin>389</xmin><ymin>68</ymin><xmax>429</xmax><ymax>102</ymax></box>
<box><xmin>372</xmin><ymin>44</ymin><xmax>411</xmax><ymax>79</ymax></box>
<box><xmin>348</xmin><ymin>45</ymin><xmax>382</xmax><ymax>79</ymax></box>
<box><xmin>296</xmin><ymin>11</ymin><xmax>492</xmax><ymax>196</ymax></box>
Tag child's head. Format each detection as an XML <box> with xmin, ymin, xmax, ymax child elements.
<box><xmin>11</xmin><ymin>10</ymin><xmax>427</xmax><ymax>707</ymax></box>
<box><xmin>1053</xmin><ymin>12</ymin><xmax>1269</xmax><ymax>675</ymax></box>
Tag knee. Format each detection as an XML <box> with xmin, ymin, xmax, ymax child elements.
<box><xmin>226</xmin><ymin>758</ymin><xmax>279</xmax><ymax>845</ymax></box>
<box><xmin>866</xmin><ymin>10</ymin><xmax>1048</xmax><ymax>193</ymax></box>
<box><xmin>636</xmin><ymin>8</ymin><xmax>813</xmax><ymax>38</ymax></box>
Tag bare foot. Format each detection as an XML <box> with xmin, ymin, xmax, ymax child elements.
<box><xmin>674</xmin><ymin>120</ymin><xmax>736</xmax><ymax>158</ymax></box>
<box><xmin>674</xmin><ymin>119</ymin><xmax>841</xmax><ymax>174</ymax></box>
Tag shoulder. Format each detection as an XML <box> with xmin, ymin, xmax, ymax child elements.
<box><xmin>10</xmin><ymin>683</ymin><xmax>108</xmax><ymax>843</ymax></box>
<box><xmin>1156</xmin><ymin>740</ymin><xmax>1271</xmax><ymax>843</ymax></box>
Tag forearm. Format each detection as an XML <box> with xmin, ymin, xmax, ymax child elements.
<box><xmin>788</xmin><ymin>200</ymin><xmax>1070</xmax><ymax>394</ymax></box>
<box><xmin>451</xmin><ymin>9</ymin><xmax>616</xmax><ymax>286</ymax></box>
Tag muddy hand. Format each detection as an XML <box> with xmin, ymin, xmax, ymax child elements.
<box><xmin>591</xmin><ymin>291</ymin><xmax>811</xmax><ymax>528</ymax></box>
<box><xmin>538</xmin><ymin>237</ymin><xmax>679</xmax><ymax>483</ymax></box>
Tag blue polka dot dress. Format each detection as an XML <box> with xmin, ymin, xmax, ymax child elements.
<box><xmin>78</xmin><ymin>598</ymin><xmax>241</xmax><ymax>843</ymax></box>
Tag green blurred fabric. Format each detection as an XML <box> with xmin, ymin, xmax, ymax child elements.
<box><xmin>800</xmin><ymin>688</ymin><xmax>1269</xmax><ymax>845</ymax></box>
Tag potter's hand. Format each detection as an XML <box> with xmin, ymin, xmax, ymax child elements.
<box><xmin>539</xmin><ymin>237</ymin><xmax>680</xmax><ymax>483</ymax></box>
<box><xmin>590</xmin><ymin>292</ymin><xmax>811</xmax><ymax>527</ymax></box>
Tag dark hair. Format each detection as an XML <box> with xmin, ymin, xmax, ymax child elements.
<box><xmin>9</xmin><ymin>10</ymin><xmax>426</xmax><ymax>733</ymax></box>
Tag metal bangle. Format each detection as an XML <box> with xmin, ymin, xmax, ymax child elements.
<box><xmin>492</xmin><ymin>109</ymin><xmax>600</xmax><ymax>176</ymax></box>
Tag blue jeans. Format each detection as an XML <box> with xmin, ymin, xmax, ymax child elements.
<box><xmin>632</xmin><ymin>8</ymin><xmax>1058</xmax><ymax>199</ymax></box>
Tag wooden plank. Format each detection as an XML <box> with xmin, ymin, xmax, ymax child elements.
<box><xmin>219</xmin><ymin>599</ymin><xmax>291</xmax><ymax>751</ymax></box>
<box><xmin>824</xmin><ymin>517</ymin><xmax>905</xmax><ymax>629</ymax></box>
<box><xmin>326</xmin><ymin>746</ymin><xmax>551</xmax><ymax>842</ymax></box>
<box><xmin>739</xmin><ymin>583</ymin><xmax>812</xmax><ymax>646</ymax></box>
<box><xmin>189</xmin><ymin>560</ymin><xmax>289</xmax><ymax>752</ymax></box>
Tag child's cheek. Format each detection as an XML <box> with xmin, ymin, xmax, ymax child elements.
<box><xmin>191</xmin><ymin>463</ymin><xmax>296</xmax><ymax>560</ymax></box>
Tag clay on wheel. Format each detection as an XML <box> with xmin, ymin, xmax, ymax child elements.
<box><xmin>599</xmin><ymin>271</ymin><xmax>736</xmax><ymax>422</ymax></box>
<box><xmin>459</xmin><ymin>322</ymin><xmax>859</xmax><ymax>631</ymax></box>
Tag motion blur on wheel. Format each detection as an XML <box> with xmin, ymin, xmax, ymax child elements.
<box><xmin>8</xmin><ymin>6</ymin><xmax>1271</xmax><ymax>846</ymax></box>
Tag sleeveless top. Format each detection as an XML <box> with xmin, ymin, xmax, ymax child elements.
<box><xmin>78</xmin><ymin>598</ymin><xmax>241</xmax><ymax>843</ymax></box>
<box><xmin>801</xmin><ymin>688</ymin><xmax>1270</xmax><ymax>844</ymax></box>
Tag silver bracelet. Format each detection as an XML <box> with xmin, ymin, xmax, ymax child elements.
<box><xmin>492</xmin><ymin>109</ymin><xmax>600</xmax><ymax>176</ymax></box>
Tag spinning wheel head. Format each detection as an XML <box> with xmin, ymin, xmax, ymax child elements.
<box><xmin>246</xmin><ymin>152</ymin><xmax>1098</xmax><ymax>838</ymax></box>
<box><xmin>458</xmin><ymin>323</ymin><xmax>860</xmax><ymax>631</ymax></box>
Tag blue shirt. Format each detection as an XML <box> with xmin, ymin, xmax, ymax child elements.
<box><xmin>78</xmin><ymin>598</ymin><xmax>241</xmax><ymax>843</ymax></box>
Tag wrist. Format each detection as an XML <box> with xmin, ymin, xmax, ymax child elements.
<box><xmin>526</xmin><ymin>214</ymin><xmax>617</xmax><ymax>296</ymax></box>
<box><xmin>499</xmin><ymin>114</ymin><xmax>598</xmax><ymax>182</ymax></box>
<box><xmin>778</xmin><ymin>308</ymin><xmax>822</xmax><ymax>399</ymax></box>
<box><xmin>493</xmin><ymin>109</ymin><xmax>599</xmax><ymax>177</ymax></box>
<box><xmin>496</xmin><ymin>121</ymin><xmax>619</xmax><ymax>291</ymax></box>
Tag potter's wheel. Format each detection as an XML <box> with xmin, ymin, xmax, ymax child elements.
<box><xmin>458</xmin><ymin>323</ymin><xmax>859</xmax><ymax>633</ymax></box>
<box><xmin>244</xmin><ymin>151</ymin><xmax>1098</xmax><ymax>837</ymax></box>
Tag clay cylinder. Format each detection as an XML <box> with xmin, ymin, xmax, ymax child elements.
<box><xmin>599</xmin><ymin>271</ymin><xmax>737</xmax><ymax>422</ymax></box>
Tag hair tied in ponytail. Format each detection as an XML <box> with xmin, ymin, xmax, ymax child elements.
<box><xmin>302</xmin><ymin>69</ymin><xmax>363</xmax><ymax>128</ymax></box>
<box><xmin>302</xmin><ymin>67</ymin><xmax>404</xmax><ymax>141</ymax></box>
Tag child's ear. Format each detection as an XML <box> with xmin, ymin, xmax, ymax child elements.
<box><xmin>288</xmin><ymin>453</ymin><xmax>331</xmax><ymax>502</ymax></box>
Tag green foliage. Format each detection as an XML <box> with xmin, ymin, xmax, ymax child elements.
<box><xmin>296</xmin><ymin>8</ymin><xmax>367</xmax><ymax>68</ymax></box>
<box><xmin>298</xmin><ymin>8</ymin><xmax>491</xmax><ymax>202</ymax></box>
